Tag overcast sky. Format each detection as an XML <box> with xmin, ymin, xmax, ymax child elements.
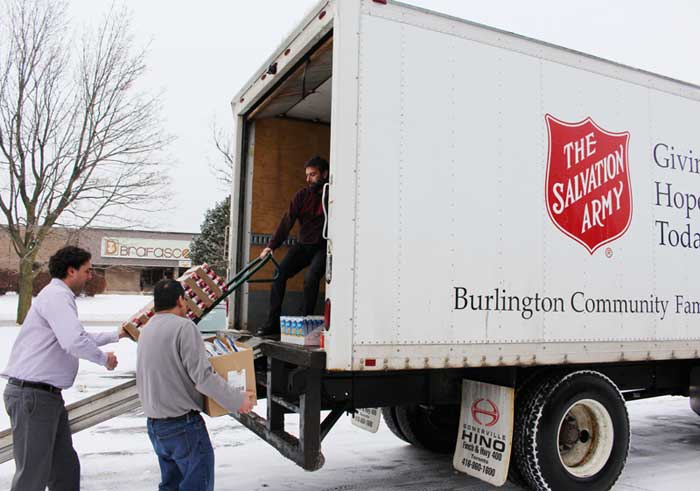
<box><xmin>68</xmin><ymin>0</ymin><xmax>700</xmax><ymax>233</ymax></box>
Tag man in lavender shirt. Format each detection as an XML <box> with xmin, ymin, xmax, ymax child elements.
<box><xmin>2</xmin><ymin>246</ymin><xmax>128</xmax><ymax>491</ymax></box>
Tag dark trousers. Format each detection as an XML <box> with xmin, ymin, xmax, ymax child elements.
<box><xmin>3</xmin><ymin>383</ymin><xmax>80</xmax><ymax>491</ymax></box>
<box><xmin>266</xmin><ymin>242</ymin><xmax>326</xmax><ymax>332</ymax></box>
<box><xmin>147</xmin><ymin>412</ymin><xmax>214</xmax><ymax>491</ymax></box>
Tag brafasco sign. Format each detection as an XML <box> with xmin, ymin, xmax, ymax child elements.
<box><xmin>101</xmin><ymin>237</ymin><xmax>191</xmax><ymax>262</ymax></box>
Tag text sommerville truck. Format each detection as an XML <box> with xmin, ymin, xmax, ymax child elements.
<box><xmin>224</xmin><ymin>1</ymin><xmax>700</xmax><ymax>490</ymax></box>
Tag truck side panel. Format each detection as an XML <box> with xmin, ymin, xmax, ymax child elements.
<box><xmin>349</xmin><ymin>1</ymin><xmax>700</xmax><ymax>370</ymax></box>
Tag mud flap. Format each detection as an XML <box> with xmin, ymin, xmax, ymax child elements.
<box><xmin>352</xmin><ymin>407</ymin><xmax>381</xmax><ymax>433</ymax></box>
<box><xmin>453</xmin><ymin>380</ymin><xmax>514</xmax><ymax>487</ymax></box>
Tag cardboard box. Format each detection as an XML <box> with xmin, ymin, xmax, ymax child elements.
<box><xmin>203</xmin><ymin>338</ymin><xmax>257</xmax><ymax>417</ymax></box>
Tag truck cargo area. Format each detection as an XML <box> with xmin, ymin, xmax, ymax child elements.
<box><xmin>233</xmin><ymin>32</ymin><xmax>332</xmax><ymax>332</ymax></box>
<box><xmin>228</xmin><ymin>25</ymin><xmax>337</xmax><ymax>468</ymax></box>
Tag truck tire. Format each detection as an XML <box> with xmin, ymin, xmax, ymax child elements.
<box><xmin>513</xmin><ymin>370</ymin><xmax>629</xmax><ymax>491</ymax></box>
<box><xmin>394</xmin><ymin>404</ymin><xmax>460</xmax><ymax>454</ymax></box>
<box><xmin>508</xmin><ymin>370</ymin><xmax>551</xmax><ymax>488</ymax></box>
<box><xmin>381</xmin><ymin>407</ymin><xmax>410</xmax><ymax>443</ymax></box>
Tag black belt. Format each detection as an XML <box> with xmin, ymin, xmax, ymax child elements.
<box><xmin>8</xmin><ymin>377</ymin><xmax>62</xmax><ymax>394</ymax></box>
<box><xmin>149</xmin><ymin>410</ymin><xmax>200</xmax><ymax>422</ymax></box>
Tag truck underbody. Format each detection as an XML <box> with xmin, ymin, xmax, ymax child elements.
<box><xmin>233</xmin><ymin>335</ymin><xmax>699</xmax><ymax>473</ymax></box>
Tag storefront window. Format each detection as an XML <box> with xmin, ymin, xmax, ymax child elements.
<box><xmin>140</xmin><ymin>268</ymin><xmax>171</xmax><ymax>291</ymax></box>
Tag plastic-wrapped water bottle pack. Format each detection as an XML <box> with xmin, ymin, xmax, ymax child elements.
<box><xmin>280</xmin><ymin>315</ymin><xmax>324</xmax><ymax>346</ymax></box>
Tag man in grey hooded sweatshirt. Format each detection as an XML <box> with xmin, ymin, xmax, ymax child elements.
<box><xmin>136</xmin><ymin>279</ymin><xmax>255</xmax><ymax>491</ymax></box>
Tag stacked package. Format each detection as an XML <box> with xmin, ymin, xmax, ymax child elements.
<box><xmin>203</xmin><ymin>334</ymin><xmax>241</xmax><ymax>357</ymax></box>
<box><xmin>280</xmin><ymin>315</ymin><xmax>324</xmax><ymax>346</ymax></box>
<box><xmin>122</xmin><ymin>263</ymin><xmax>227</xmax><ymax>341</ymax></box>
<box><xmin>181</xmin><ymin>264</ymin><xmax>226</xmax><ymax>321</ymax></box>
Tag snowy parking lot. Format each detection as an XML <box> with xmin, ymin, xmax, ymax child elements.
<box><xmin>0</xmin><ymin>294</ymin><xmax>698</xmax><ymax>490</ymax></box>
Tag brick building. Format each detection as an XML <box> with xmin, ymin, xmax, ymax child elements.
<box><xmin>0</xmin><ymin>226</ymin><xmax>198</xmax><ymax>293</ymax></box>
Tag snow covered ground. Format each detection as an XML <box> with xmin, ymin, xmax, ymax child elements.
<box><xmin>0</xmin><ymin>294</ymin><xmax>698</xmax><ymax>490</ymax></box>
<box><xmin>0</xmin><ymin>293</ymin><xmax>152</xmax><ymax>326</ymax></box>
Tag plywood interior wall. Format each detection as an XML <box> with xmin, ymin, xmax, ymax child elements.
<box><xmin>249</xmin><ymin>118</ymin><xmax>331</xmax><ymax>292</ymax></box>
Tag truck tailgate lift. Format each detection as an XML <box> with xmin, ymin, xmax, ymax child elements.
<box><xmin>232</xmin><ymin>341</ymin><xmax>346</xmax><ymax>471</ymax></box>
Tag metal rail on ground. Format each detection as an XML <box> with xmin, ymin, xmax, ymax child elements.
<box><xmin>0</xmin><ymin>379</ymin><xmax>140</xmax><ymax>464</ymax></box>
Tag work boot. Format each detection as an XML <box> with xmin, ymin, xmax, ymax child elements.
<box><xmin>259</xmin><ymin>332</ymin><xmax>280</xmax><ymax>341</ymax></box>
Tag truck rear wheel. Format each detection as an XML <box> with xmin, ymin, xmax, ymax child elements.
<box><xmin>394</xmin><ymin>404</ymin><xmax>460</xmax><ymax>454</ymax></box>
<box><xmin>508</xmin><ymin>370</ymin><xmax>549</xmax><ymax>488</ymax></box>
<box><xmin>513</xmin><ymin>370</ymin><xmax>629</xmax><ymax>491</ymax></box>
<box><xmin>381</xmin><ymin>407</ymin><xmax>410</xmax><ymax>443</ymax></box>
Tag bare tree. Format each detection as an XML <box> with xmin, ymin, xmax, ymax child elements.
<box><xmin>0</xmin><ymin>0</ymin><xmax>171</xmax><ymax>323</ymax></box>
<box><xmin>210</xmin><ymin>120</ymin><xmax>233</xmax><ymax>189</ymax></box>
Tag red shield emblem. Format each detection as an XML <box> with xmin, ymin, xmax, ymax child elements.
<box><xmin>545</xmin><ymin>114</ymin><xmax>632</xmax><ymax>254</ymax></box>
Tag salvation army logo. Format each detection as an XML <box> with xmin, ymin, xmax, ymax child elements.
<box><xmin>545</xmin><ymin>114</ymin><xmax>632</xmax><ymax>254</ymax></box>
<box><xmin>471</xmin><ymin>398</ymin><xmax>500</xmax><ymax>427</ymax></box>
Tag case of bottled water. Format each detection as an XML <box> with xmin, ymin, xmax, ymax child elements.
<box><xmin>280</xmin><ymin>315</ymin><xmax>324</xmax><ymax>346</ymax></box>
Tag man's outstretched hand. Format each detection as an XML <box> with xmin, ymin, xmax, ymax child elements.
<box><xmin>259</xmin><ymin>247</ymin><xmax>272</xmax><ymax>260</ymax></box>
<box><xmin>118</xmin><ymin>323</ymin><xmax>131</xmax><ymax>339</ymax></box>
<box><xmin>105</xmin><ymin>352</ymin><xmax>118</xmax><ymax>371</ymax></box>
<box><xmin>239</xmin><ymin>391</ymin><xmax>256</xmax><ymax>414</ymax></box>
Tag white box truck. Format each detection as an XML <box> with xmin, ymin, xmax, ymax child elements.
<box><xmin>226</xmin><ymin>1</ymin><xmax>700</xmax><ymax>490</ymax></box>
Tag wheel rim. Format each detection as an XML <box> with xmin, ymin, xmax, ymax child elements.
<box><xmin>556</xmin><ymin>398</ymin><xmax>614</xmax><ymax>478</ymax></box>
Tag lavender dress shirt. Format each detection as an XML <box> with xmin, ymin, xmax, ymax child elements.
<box><xmin>2</xmin><ymin>278</ymin><xmax>119</xmax><ymax>389</ymax></box>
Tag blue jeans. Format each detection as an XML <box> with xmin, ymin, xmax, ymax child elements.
<box><xmin>147</xmin><ymin>412</ymin><xmax>214</xmax><ymax>491</ymax></box>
